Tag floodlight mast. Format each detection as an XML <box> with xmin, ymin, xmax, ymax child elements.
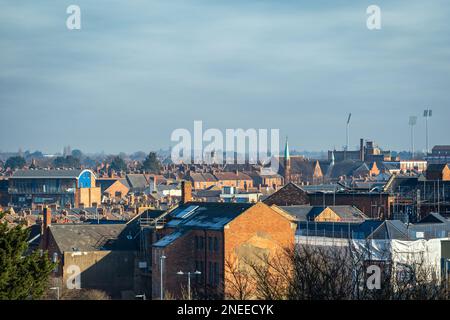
<box><xmin>409</xmin><ymin>116</ymin><xmax>417</xmax><ymax>159</ymax></box>
<box><xmin>346</xmin><ymin>113</ymin><xmax>352</xmax><ymax>152</ymax></box>
<box><xmin>423</xmin><ymin>109</ymin><xmax>432</xmax><ymax>154</ymax></box>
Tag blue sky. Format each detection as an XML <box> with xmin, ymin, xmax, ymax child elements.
<box><xmin>0</xmin><ymin>0</ymin><xmax>449</xmax><ymax>154</ymax></box>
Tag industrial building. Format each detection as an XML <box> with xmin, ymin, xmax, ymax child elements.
<box><xmin>8</xmin><ymin>169</ymin><xmax>101</xmax><ymax>208</ymax></box>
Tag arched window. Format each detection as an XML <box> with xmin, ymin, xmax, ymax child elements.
<box><xmin>78</xmin><ymin>171</ymin><xmax>92</xmax><ymax>188</ymax></box>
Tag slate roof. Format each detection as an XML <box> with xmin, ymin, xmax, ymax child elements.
<box><xmin>329</xmin><ymin>160</ymin><xmax>367</xmax><ymax>178</ymax></box>
<box><xmin>165</xmin><ymin>202</ymin><xmax>253</xmax><ymax>230</ymax></box>
<box><xmin>189</xmin><ymin>172</ymin><xmax>217</xmax><ymax>182</ymax></box>
<box><xmin>384</xmin><ymin>175</ymin><xmax>419</xmax><ymax>192</ymax></box>
<box><xmin>328</xmin><ymin>206</ymin><xmax>369</xmax><ymax>221</ymax></box>
<box><xmin>318</xmin><ymin>160</ymin><xmax>332</xmax><ymax>177</ymax></box>
<box><xmin>432</xmin><ymin>145</ymin><xmax>450</xmax><ymax>152</ymax></box>
<box><xmin>418</xmin><ymin>212</ymin><xmax>448</xmax><ymax>224</ymax></box>
<box><xmin>277</xmin><ymin>156</ymin><xmax>320</xmax><ymax>179</ymax></box>
<box><xmin>194</xmin><ymin>189</ymin><xmax>222</xmax><ymax>198</ymax></box>
<box><xmin>49</xmin><ymin>223</ymin><xmax>139</xmax><ymax>252</ymax></box>
<box><xmin>368</xmin><ymin>220</ymin><xmax>411</xmax><ymax>240</ymax></box>
<box><xmin>280</xmin><ymin>205</ymin><xmax>367</xmax><ymax>222</ymax></box>
<box><xmin>125</xmin><ymin>174</ymin><xmax>148</xmax><ymax>191</ymax></box>
<box><xmin>280</xmin><ymin>206</ymin><xmax>315</xmax><ymax>221</ymax></box>
<box><xmin>96</xmin><ymin>178</ymin><xmax>120</xmax><ymax>193</ymax></box>
<box><xmin>155</xmin><ymin>183</ymin><xmax>181</xmax><ymax>191</ymax></box>
<box><xmin>12</xmin><ymin>169</ymin><xmax>85</xmax><ymax>179</ymax></box>
<box><xmin>153</xmin><ymin>231</ymin><xmax>186</xmax><ymax>248</ymax></box>
<box><xmin>410</xmin><ymin>213</ymin><xmax>450</xmax><ymax>239</ymax></box>
<box><xmin>152</xmin><ymin>202</ymin><xmax>255</xmax><ymax>249</ymax></box>
<box><xmin>382</xmin><ymin>162</ymin><xmax>400</xmax><ymax>171</ymax></box>
<box><xmin>213</xmin><ymin>172</ymin><xmax>252</xmax><ymax>181</ymax></box>
<box><xmin>222</xmin><ymin>163</ymin><xmax>255</xmax><ymax>172</ymax></box>
<box><xmin>353</xmin><ymin>181</ymin><xmax>386</xmax><ymax>190</ymax></box>
<box><xmin>262</xmin><ymin>182</ymin><xmax>310</xmax><ymax>206</ymax></box>
<box><xmin>301</xmin><ymin>184</ymin><xmax>343</xmax><ymax>193</ymax></box>
<box><xmin>119</xmin><ymin>178</ymin><xmax>131</xmax><ymax>189</ymax></box>
<box><xmin>427</xmin><ymin>163</ymin><xmax>448</xmax><ymax>172</ymax></box>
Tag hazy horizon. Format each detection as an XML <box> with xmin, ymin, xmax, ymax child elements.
<box><xmin>1</xmin><ymin>0</ymin><xmax>449</xmax><ymax>154</ymax></box>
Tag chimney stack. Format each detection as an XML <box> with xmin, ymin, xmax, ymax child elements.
<box><xmin>181</xmin><ymin>181</ymin><xmax>192</xmax><ymax>204</ymax></box>
<box><xmin>41</xmin><ymin>207</ymin><xmax>52</xmax><ymax>249</ymax></box>
<box><xmin>43</xmin><ymin>207</ymin><xmax>52</xmax><ymax>231</ymax></box>
<box><xmin>360</xmin><ymin>138</ymin><xmax>365</xmax><ymax>162</ymax></box>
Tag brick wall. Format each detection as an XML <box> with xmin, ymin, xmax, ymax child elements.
<box><xmin>309</xmin><ymin>193</ymin><xmax>393</xmax><ymax>219</ymax></box>
<box><xmin>216</xmin><ymin>179</ymin><xmax>253</xmax><ymax>189</ymax></box>
<box><xmin>76</xmin><ymin>187</ymin><xmax>101</xmax><ymax>207</ymax></box>
<box><xmin>315</xmin><ymin>207</ymin><xmax>341</xmax><ymax>222</ymax></box>
<box><xmin>151</xmin><ymin>229</ymin><xmax>223</xmax><ymax>299</ymax></box>
<box><xmin>443</xmin><ymin>166</ymin><xmax>450</xmax><ymax>181</ymax></box>
<box><xmin>43</xmin><ymin>229</ymin><xmax>136</xmax><ymax>298</ymax></box>
<box><xmin>151</xmin><ymin>203</ymin><xmax>296</xmax><ymax>300</ymax></box>
<box><xmin>62</xmin><ymin>250</ymin><xmax>136</xmax><ymax>298</ymax></box>
<box><xmin>263</xmin><ymin>183</ymin><xmax>310</xmax><ymax>206</ymax></box>
<box><xmin>223</xmin><ymin>203</ymin><xmax>296</xmax><ymax>299</ymax></box>
<box><xmin>105</xmin><ymin>181</ymin><xmax>129</xmax><ymax>199</ymax></box>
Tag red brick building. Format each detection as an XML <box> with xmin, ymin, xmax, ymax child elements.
<box><xmin>151</xmin><ymin>201</ymin><xmax>296</xmax><ymax>299</ymax></box>
<box><xmin>426</xmin><ymin>163</ymin><xmax>450</xmax><ymax>181</ymax></box>
<box><xmin>263</xmin><ymin>182</ymin><xmax>393</xmax><ymax>220</ymax></box>
<box><xmin>213</xmin><ymin>171</ymin><xmax>253</xmax><ymax>189</ymax></box>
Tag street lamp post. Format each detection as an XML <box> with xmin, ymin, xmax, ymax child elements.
<box><xmin>49</xmin><ymin>287</ymin><xmax>60</xmax><ymax>300</ymax></box>
<box><xmin>160</xmin><ymin>255</ymin><xmax>166</xmax><ymax>300</ymax></box>
<box><xmin>177</xmin><ymin>270</ymin><xmax>201</xmax><ymax>300</ymax></box>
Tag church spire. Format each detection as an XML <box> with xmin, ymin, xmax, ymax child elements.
<box><xmin>284</xmin><ymin>136</ymin><xmax>290</xmax><ymax>160</ymax></box>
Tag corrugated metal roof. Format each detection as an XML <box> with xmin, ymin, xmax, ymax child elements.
<box><xmin>12</xmin><ymin>169</ymin><xmax>85</xmax><ymax>179</ymax></box>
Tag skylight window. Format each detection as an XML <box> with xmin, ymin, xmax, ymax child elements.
<box><xmin>174</xmin><ymin>205</ymin><xmax>199</xmax><ymax>219</ymax></box>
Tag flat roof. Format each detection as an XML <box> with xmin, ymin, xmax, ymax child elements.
<box><xmin>11</xmin><ymin>169</ymin><xmax>93</xmax><ymax>179</ymax></box>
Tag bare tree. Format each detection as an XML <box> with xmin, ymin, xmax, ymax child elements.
<box><xmin>225</xmin><ymin>241</ymin><xmax>449</xmax><ymax>300</ymax></box>
<box><xmin>224</xmin><ymin>257</ymin><xmax>253</xmax><ymax>300</ymax></box>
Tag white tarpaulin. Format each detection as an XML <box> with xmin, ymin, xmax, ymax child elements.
<box><xmin>350</xmin><ymin>238</ymin><xmax>446</xmax><ymax>280</ymax></box>
<box><xmin>297</xmin><ymin>236</ymin><xmax>447</xmax><ymax>280</ymax></box>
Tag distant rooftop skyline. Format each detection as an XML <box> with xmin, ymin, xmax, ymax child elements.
<box><xmin>1</xmin><ymin>0</ymin><xmax>449</xmax><ymax>154</ymax></box>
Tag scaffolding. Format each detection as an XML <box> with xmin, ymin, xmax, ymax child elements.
<box><xmin>137</xmin><ymin>210</ymin><xmax>171</xmax><ymax>275</ymax></box>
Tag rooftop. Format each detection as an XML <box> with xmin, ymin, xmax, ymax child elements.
<box><xmin>165</xmin><ymin>202</ymin><xmax>254</xmax><ymax>230</ymax></box>
<box><xmin>48</xmin><ymin>223</ymin><xmax>139</xmax><ymax>252</ymax></box>
<box><xmin>12</xmin><ymin>169</ymin><xmax>89</xmax><ymax>179</ymax></box>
